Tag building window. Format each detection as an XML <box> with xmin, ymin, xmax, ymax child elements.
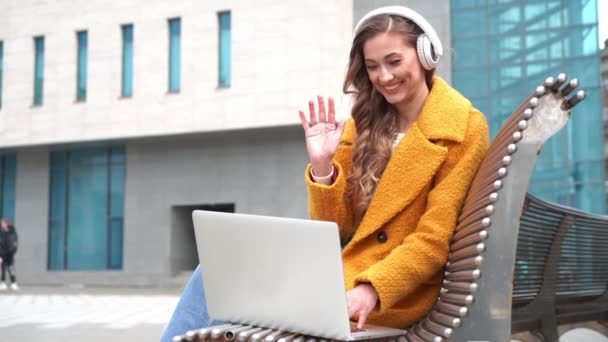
<box><xmin>168</xmin><ymin>18</ymin><xmax>181</xmax><ymax>93</ymax></box>
<box><xmin>0</xmin><ymin>154</ymin><xmax>16</xmax><ymax>222</ymax></box>
<box><xmin>121</xmin><ymin>24</ymin><xmax>133</xmax><ymax>97</ymax></box>
<box><xmin>0</xmin><ymin>41</ymin><xmax>3</xmax><ymax>110</ymax></box>
<box><xmin>218</xmin><ymin>11</ymin><xmax>231</xmax><ymax>88</ymax></box>
<box><xmin>76</xmin><ymin>31</ymin><xmax>88</xmax><ymax>102</ymax></box>
<box><xmin>34</xmin><ymin>36</ymin><xmax>44</xmax><ymax>106</ymax></box>
<box><xmin>48</xmin><ymin>146</ymin><xmax>125</xmax><ymax>270</ymax></box>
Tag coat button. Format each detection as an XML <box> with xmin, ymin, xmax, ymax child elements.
<box><xmin>376</xmin><ymin>231</ymin><xmax>388</xmax><ymax>243</ymax></box>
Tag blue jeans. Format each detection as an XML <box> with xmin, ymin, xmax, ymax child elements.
<box><xmin>161</xmin><ymin>265</ymin><xmax>226</xmax><ymax>342</ymax></box>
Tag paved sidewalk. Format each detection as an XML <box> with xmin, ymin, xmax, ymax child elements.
<box><xmin>0</xmin><ymin>286</ymin><xmax>181</xmax><ymax>342</ymax></box>
<box><xmin>2</xmin><ymin>286</ymin><xmax>606</xmax><ymax>342</ymax></box>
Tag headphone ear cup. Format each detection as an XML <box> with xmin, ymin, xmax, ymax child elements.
<box><xmin>416</xmin><ymin>34</ymin><xmax>437</xmax><ymax>70</ymax></box>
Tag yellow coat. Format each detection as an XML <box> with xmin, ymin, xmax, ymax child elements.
<box><xmin>305</xmin><ymin>77</ymin><xmax>490</xmax><ymax>328</ymax></box>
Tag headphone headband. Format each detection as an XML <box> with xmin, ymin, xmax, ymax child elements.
<box><xmin>353</xmin><ymin>6</ymin><xmax>443</xmax><ymax>59</ymax></box>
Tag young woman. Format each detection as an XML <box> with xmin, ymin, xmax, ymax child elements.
<box><xmin>161</xmin><ymin>6</ymin><xmax>489</xmax><ymax>341</ymax></box>
<box><xmin>298</xmin><ymin>6</ymin><xmax>489</xmax><ymax>330</ymax></box>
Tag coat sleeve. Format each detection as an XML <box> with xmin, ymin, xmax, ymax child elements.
<box><xmin>354</xmin><ymin>110</ymin><xmax>490</xmax><ymax>312</ymax></box>
<box><xmin>305</xmin><ymin>121</ymin><xmax>357</xmax><ymax>243</ymax></box>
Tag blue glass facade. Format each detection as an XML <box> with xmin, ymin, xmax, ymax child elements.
<box><xmin>34</xmin><ymin>36</ymin><xmax>44</xmax><ymax>106</ymax></box>
<box><xmin>0</xmin><ymin>154</ymin><xmax>16</xmax><ymax>222</ymax></box>
<box><xmin>48</xmin><ymin>146</ymin><xmax>125</xmax><ymax>270</ymax></box>
<box><xmin>76</xmin><ymin>31</ymin><xmax>88</xmax><ymax>101</ymax></box>
<box><xmin>168</xmin><ymin>18</ymin><xmax>181</xmax><ymax>93</ymax></box>
<box><xmin>452</xmin><ymin>0</ymin><xmax>605</xmax><ymax>214</ymax></box>
<box><xmin>218</xmin><ymin>11</ymin><xmax>231</xmax><ymax>88</ymax></box>
<box><xmin>122</xmin><ymin>24</ymin><xmax>134</xmax><ymax>97</ymax></box>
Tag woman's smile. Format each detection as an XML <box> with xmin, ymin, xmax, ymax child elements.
<box><xmin>382</xmin><ymin>81</ymin><xmax>402</xmax><ymax>94</ymax></box>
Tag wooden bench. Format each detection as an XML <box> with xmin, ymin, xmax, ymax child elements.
<box><xmin>407</xmin><ymin>73</ymin><xmax>607</xmax><ymax>342</ymax></box>
<box><xmin>172</xmin><ymin>74</ymin><xmax>607</xmax><ymax>342</ymax></box>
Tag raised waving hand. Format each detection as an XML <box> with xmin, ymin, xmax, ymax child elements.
<box><xmin>298</xmin><ymin>96</ymin><xmax>346</xmax><ymax>184</ymax></box>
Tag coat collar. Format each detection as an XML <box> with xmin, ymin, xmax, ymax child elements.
<box><xmin>416</xmin><ymin>76</ymin><xmax>471</xmax><ymax>143</ymax></box>
<box><xmin>340</xmin><ymin>76</ymin><xmax>472</xmax><ymax>144</ymax></box>
<box><xmin>340</xmin><ymin>77</ymin><xmax>473</xmax><ymax>247</ymax></box>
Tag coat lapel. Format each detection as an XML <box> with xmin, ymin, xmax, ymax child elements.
<box><xmin>342</xmin><ymin>76</ymin><xmax>473</xmax><ymax>247</ymax></box>
<box><xmin>347</xmin><ymin>123</ymin><xmax>448</xmax><ymax>246</ymax></box>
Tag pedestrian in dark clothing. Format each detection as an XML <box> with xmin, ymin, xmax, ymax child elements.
<box><xmin>0</xmin><ymin>218</ymin><xmax>19</xmax><ymax>290</ymax></box>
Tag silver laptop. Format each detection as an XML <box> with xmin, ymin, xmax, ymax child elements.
<box><xmin>192</xmin><ymin>210</ymin><xmax>407</xmax><ymax>341</ymax></box>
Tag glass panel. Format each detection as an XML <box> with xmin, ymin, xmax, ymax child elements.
<box><xmin>453</xmin><ymin>68</ymin><xmax>488</xmax><ymax>98</ymax></box>
<box><xmin>490</xmin><ymin>65</ymin><xmax>523</xmax><ymax>94</ymax></box>
<box><xmin>109</xmin><ymin>219</ymin><xmax>123</xmax><ymax>269</ymax></box>
<box><xmin>66</xmin><ymin>148</ymin><xmax>108</xmax><ymax>270</ymax></box>
<box><xmin>470</xmin><ymin>97</ymin><xmax>488</xmax><ymax>117</ymax></box>
<box><xmin>48</xmin><ymin>152</ymin><xmax>67</xmax><ymax>270</ymax></box>
<box><xmin>453</xmin><ymin>38</ymin><xmax>486</xmax><ymax>68</ymax></box>
<box><xmin>489</xmin><ymin>0</ymin><xmax>518</xmax><ymax>5</ymax></box>
<box><xmin>49</xmin><ymin>163</ymin><xmax>67</xmax><ymax>220</ymax></box>
<box><xmin>218</xmin><ymin>12</ymin><xmax>231</xmax><ymax>87</ymax></box>
<box><xmin>563</xmin><ymin>0</ymin><xmax>598</xmax><ymax>26</ymax></box>
<box><xmin>525</xmin><ymin>31</ymin><xmax>562</xmax><ymax>61</ymax></box>
<box><xmin>0</xmin><ymin>41</ymin><xmax>3</xmax><ymax>109</ymax></box>
<box><xmin>489</xmin><ymin>35</ymin><xmax>522</xmax><ymax>64</ymax></box>
<box><xmin>77</xmin><ymin>31</ymin><xmax>88</xmax><ymax>101</ymax></box>
<box><xmin>452</xmin><ymin>0</ymin><xmax>605</xmax><ymax>213</ymax></box>
<box><xmin>569</xmin><ymin>88</ymin><xmax>603</xmax><ymax>160</ymax></box>
<box><xmin>525</xmin><ymin>61</ymin><xmax>561</xmax><ymax>92</ymax></box>
<box><xmin>524</xmin><ymin>1</ymin><xmax>561</xmax><ymax>31</ymax></box>
<box><xmin>563</xmin><ymin>26</ymin><xmax>598</xmax><ymax>57</ymax></box>
<box><xmin>489</xmin><ymin>94</ymin><xmax>523</xmax><ymax>137</ymax></box>
<box><xmin>34</xmin><ymin>36</ymin><xmax>44</xmax><ymax>106</ymax></box>
<box><xmin>122</xmin><ymin>24</ymin><xmax>133</xmax><ymax>97</ymax></box>
<box><xmin>111</xmin><ymin>145</ymin><xmax>126</xmax><ymax>163</ymax></box>
<box><xmin>488</xmin><ymin>4</ymin><xmax>521</xmax><ymax>35</ymax></box>
<box><xmin>110</xmin><ymin>163</ymin><xmax>124</xmax><ymax>217</ymax></box>
<box><xmin>168</xmin><ymin>18</ymin><xmax>181</xmax><ymax>93</ymax></box>
<box><xmin>452</xmin><ymin>0</ymin><xmax>485</xmax><ymax>9</ymax></box>
<box><xmin>48</xmin><ymin>146</ymin><xmax>126</xmax><ymax>270</ymax></box>
<box><xmin>564</xmin><ymin>56</ymin><xmax>602</xmax><ymax>87</ymax></box>
<box><xmin>452</xmin><ymin>8</ymin><xmax>486</xmax><ymax>38</ymax></box>
<box><xmin>1</xmin><ymin>154</ymin><xmax>16</xmax><ymax>221</ymax></box>
<box><xmin>48</xmin><ymin>219</ymin><xmax>66</xmax><ymax>270</ymax></box>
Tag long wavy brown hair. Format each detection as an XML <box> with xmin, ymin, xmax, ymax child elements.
<box><xmin>343</xmin><ymin>14</ymin><xmax>435</xmax><ymax>218</ymax></box>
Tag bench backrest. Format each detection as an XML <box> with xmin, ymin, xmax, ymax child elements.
<box><xmin>511</xmin><ymin>194</ymin><xmax>608</xmax><ymax>339</ymax></box>
<box><xmin>405</xmin><ymin>74</ymin><xmax>589</xmax><ymax>342</ymax></box>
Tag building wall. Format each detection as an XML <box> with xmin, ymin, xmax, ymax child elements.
<box><xmin>15</xmin><ymin>126</ymin><xmax>308</xmax><ymax>286</ymax></box>
<box><xmin>14</xmin><ymin>147</ymin><xmax>50</xmax><ymax>283</ymax></box>
<box><xmin>4</xmin><ymin>0</ymin><xmax>458</xmax><ymax>286</ymax></box>
<box><xmin>0</xmin><ymin>0</ymin><xmax>353</xmax><ymax>148</ymax></box>
<box><xmin>124</xmin><ymin>126</ymin><xmax>309</xmax><ymax>283</ymax></box>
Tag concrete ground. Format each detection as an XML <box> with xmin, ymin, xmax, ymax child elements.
<box><xmin>0</xmin><ymin>285</ymin><xmax>606</xmax><ymax>342</ymax></box>
<box><xmin>0</xmin><ymin>285</ymin><xmax>181</xmax><ymax>342</ymax></box>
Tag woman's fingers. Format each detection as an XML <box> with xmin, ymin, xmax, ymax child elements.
<box><xmin>298</xmin><ymin>111</ymin><xmax>309</xmax><ymax>131</ymax></box>
<box><xmin>317</xmin><ymin>96</ymin><xmax>326</xmax><ymax>123</ymax></box>
<box><xmin>346</xmin><ymin>284</ymin><xmax>378</xmax><ymax>330</ymax></box>
<box><xmin>328</xmin><ymin>97</ymin><xmax>335</xmax><ymax>124</ymax></box>
<box><xmin>357</xmin><ymin>310</ymin><xmax>369</xmax><ymax>330</ymax></box>
<box><xmin>308</xmin><ymin>101</ymin><xmax>318</xmax><ymax>125</ymax></box>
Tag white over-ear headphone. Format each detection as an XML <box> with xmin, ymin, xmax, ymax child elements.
<box><xmin>353</xmin><ymin>6</ymin><xmax>443</xmax><ymax>70</ymax></box>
